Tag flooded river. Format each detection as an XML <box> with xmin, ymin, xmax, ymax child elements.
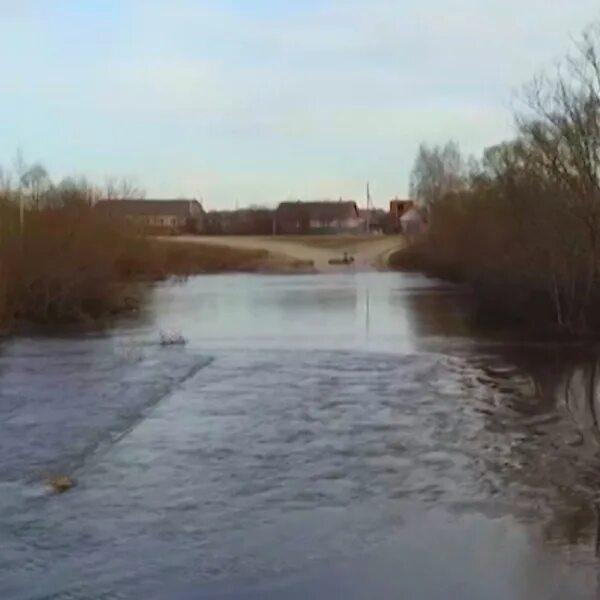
<box><xmin>2</xmin><ymin>272</ymin><xmax>600</xmax><ymax>598</ymax></box>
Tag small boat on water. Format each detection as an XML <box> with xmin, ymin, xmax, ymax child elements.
<box><xmin>328</xmin><ymin>252</ymin><xmax>355</xmax><ymax>266</ymax></box>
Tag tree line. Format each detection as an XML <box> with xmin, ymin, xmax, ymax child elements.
<box><xmin>400</xmin><ymin>23</ymin><xmax>600</xmax><ymax>335</ymax></box>
<box><xmin>0</xmin><ymin>160</ymin><xmax>150</xmax><ymax>327</ymax></box>
<box><xmin>0</xmin><ymin>160</ymin><xmax>262</xmax><ymax>328</ymax></box>
<box><xmin>0</xmin><ymin>152</ymin><xmax>143</xmax><ymax>212</ymax></box>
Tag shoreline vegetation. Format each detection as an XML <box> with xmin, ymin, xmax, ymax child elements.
<box><xmin>0</xmin><ymin>172</ymin><xmax>385</xmax><ymax>331</ymax></box>
<box><xmin>391</xmin><ymin>23</ymin><xmax>600</xmax><ymax>338</ymax></box>
<box><xmin>0</xmin><ymin>190</ymin><xmax>276</xmax><ymax>330</ymax></box>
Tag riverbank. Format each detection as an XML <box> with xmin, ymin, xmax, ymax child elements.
<box><xmin>133</xmin><ymin>239</ymin><xmax>274</xmax><ymax>277</ymax></box>
<box><xmin>401</xmin><ymin>26</ymin><xmax>600</xmax><ymax>338</ymax></box>
<box><xmin>0</xmin><ymin>210</ymin><xmax>279</xmax><ymax>331</ymax></box>
<box><xmin>388</xmin><ymin>242</ymin><xmax>586</xmax><ymax>338</ymax></box>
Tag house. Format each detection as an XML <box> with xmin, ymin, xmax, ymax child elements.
<box><xmin>274</xmin><ymin>200</ymin><xmax>361</xmax><ymax>235</ymax></box>
<box><xmin>207</xmin><ymin>208</ymin><xmax>274</xmax><ymax>235</ymax></box>
<box><xmin>94</xmin><ymin>199</ymin><xmax>206</xmax><ymax>234</ymax></box>
<box><xmin>389</xmin><ymin>198</ymin><xmax>415</xmax><ymax>231</ymax></box>
<box><xmin>400</xmin><ymin>206</ymin><xmax>426</xmax><ymax>236</ymax></box>
<box><xmin>358</xmin><ymin>208</ymin><xmax>386</xmax><ymax>234</ymax></box>
<box><xmin>390</xmin><ymin>198</ymin><xmax>415</xmax><ymax>218</ymax></box>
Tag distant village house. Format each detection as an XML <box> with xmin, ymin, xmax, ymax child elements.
<box><xmin>207</xmin><ymin>208</ymin><xmax>274</xmax><ymax>235</ymax></box>
<box><xmin>399</xmin><ymin>206</ymin><xmax>426</xmax><ymax>235</ymax></box>
<box><xmin>389</xmin><ymin>198</ymin><xmax>425</xmax><ymax>235</ymax></box>
<box><xmin>274</xmin><ymin>200</ymin><xmax>362</xmax><ymax>235</ymax></box>
<box><xmin>358</xmin><ymin>208</ymin><xmax>386</xmax><ymax>234</ymax></box>
<box><xmin>389</xmin><ymin>198</ymin><xmax>414</xmax><ymax>228</ymax></box>
<box><xmin>95</xmin><ymin>199</ymin><xmax>206</xmax><ymax>234</ymax></box>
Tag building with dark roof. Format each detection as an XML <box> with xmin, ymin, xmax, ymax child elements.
<box><xmin>206</xmin><ymin>208</ymin><xmax>274</xmax><ymax>235</ymax></box>
<box><xmin>389</xmin><ymin>198</ymin><xmax>416</xmax><ymax>233</ymax></box>
<box><xmin>94</xmin><ymin>199</ymin><xmax>206</xmax><ymax>234</ymax></box>
<box><xmin>399</xmin><ymin>206</ymin><xmax>426</xmax><ymax>236</ymax></box>
<box><xmin>274</xmin><ymin>200</ymin><xmax>361</xmax><ymax>234</ymax></box>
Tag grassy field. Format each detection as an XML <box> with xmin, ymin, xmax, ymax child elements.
<box><xmin>142</xmin><ymin>240</ymin><xmax>272</xmax><ymax>277</ymax></box>
<box><xmin>270</xmin><ymin>235</ymin><xmax>384</xmax><ymax>249</ymax></box>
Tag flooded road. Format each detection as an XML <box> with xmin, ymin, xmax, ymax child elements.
<box><xmin>2</xmin><ymin>272</ymin><xmax>600</xmax><ymax>598</ymax></box>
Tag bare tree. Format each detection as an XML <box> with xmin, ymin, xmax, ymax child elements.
<box><xmin>397</xmin><ymin>22</ymin><xmax>600</xmax><ymax>335</ymax></box>
<box><xmin>0</xmin><ymin>166</ymin><xmax>12</xmax><ymax>200</ymax></box>
<box><xmin>104</xmin><ymin>177</ymin><xmax>145</xmax><ymax>201</ymax></box>
<box><xmin>21</xmin><ymin>163</ymin><xmax>50</xmax><ymax>210</ymax></box>
<box><xmin>517</xmin><ymin>23</ymin><xmax>600</xmax><ymax>330</ymax></box>
<box><xmin>12</xmin><ymin>149</ymin><xmax>26</xmax><ymax>187</ymax></box>
<box><xmin>409</xmin><ymin>141</ymin><xmax>465</xmax><ymax>209</ymax></box>
<box><xmin>48</xmin><ymin>177</ymin><xmax>100</xmax><ymax>208</ymax></box>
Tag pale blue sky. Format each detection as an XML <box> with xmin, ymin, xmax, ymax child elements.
<box><xmin>0</xmin><ymin>0</ymin><xmax>598</xmax><ymax>208</ymax></box>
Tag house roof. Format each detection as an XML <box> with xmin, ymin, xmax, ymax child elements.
<box><xmin>275</xmin><ymin>201</ymin><xmax>359</xmax><ymax>222</ymax></box>
<box><xmin>95</xmin><ymin>199</ymin><xmax>204</xmax><ymax>217</ymax></box>
<box><xmin>390</xmin><ymin>198</ymin><xmax>414</xmax><ymax>209</ymax></box>
<box><xmin>209</xmin><ymin>208</ymin><xmax>273</xmax><ymax>217</ymax></box>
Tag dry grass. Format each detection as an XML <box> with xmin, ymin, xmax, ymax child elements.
<box><xmin>272</xmin><ymin>235</ymin><xmax>378</xmax><ymax>249</ymax></box>
<box><xmin>390</xmin><ymin>190</ymin><xmax>600</xmax><ymax>334</ymax></box>
<box><xmin>0</xmin><ymin>205</ymin><xmax>273</xmax><ymax>330</ymax></box>
<box><xmin>1</xmin><ymin>205</ymin><xmax>145</xmax><ymax>326</ymax></box>
<box><xmin>141</xmin><ymin>240</ymin><xmax>271</xmax><ymax>278</ymax></box>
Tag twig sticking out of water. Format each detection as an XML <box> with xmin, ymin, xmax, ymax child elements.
<box><xmin>159</xmin><ymin>330</ymin><xmax>188</xmax><ymax>347</ymax></box>
<box><xmin>595</xmin><ymin>502</ymin><xmax>600</xmax><ymax>558</ymax></box>
<box><xmin>115</xmin><ymin>339</ymin><xmax>145</xmax><ymax>363</ymax></box>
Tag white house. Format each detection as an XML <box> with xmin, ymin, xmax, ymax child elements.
<box><xmin>400</xmin><ymin>207</ymin><xmax>426</xmax><ymax>235</ymax></box>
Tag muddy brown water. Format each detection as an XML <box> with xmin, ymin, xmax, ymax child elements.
<box><xmin>2</xmin><ymin>272</ymin><xmax>600</xmax><ymax>598</ymax></box>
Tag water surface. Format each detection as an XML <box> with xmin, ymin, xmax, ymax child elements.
<box><xmin>2</xmin><ymin>272</ymin><xmax>600</xmax><ymax>598</ymax></box>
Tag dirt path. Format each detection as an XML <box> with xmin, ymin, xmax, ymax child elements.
<box><xmin>174</xmin><ymin>235</ymin><xmax>406</xmax><ymax>272</ymax></box>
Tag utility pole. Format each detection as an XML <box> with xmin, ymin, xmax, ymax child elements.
<box><xmin>366</xmin><ymin>181</ymin><xmax>371</xmax><ymax>234</ymax></box>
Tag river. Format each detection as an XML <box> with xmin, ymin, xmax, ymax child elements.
<box><xmin>2</xmin><ymin>272</ymin><xmax>600</xmax><ymax>599</ymax></box>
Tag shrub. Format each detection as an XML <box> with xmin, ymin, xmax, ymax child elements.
<box><xmin>397</xmin><ymin>24</ymin><xmax>600</xmax><ymax>336</ymax></box>
<box><xmin>0</xmin><ymin>204</ymin><xmax>146</xmax><ymax>326</ymax></box>
<box><xmin>0</xmin><ymin>196</ymin><xmax>274</xmax><ymax>330</ymax></box>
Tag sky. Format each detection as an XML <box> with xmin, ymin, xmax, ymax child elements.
<box><xmin>0</xmin><ymin>0</ymin><xmax>599</xmax><ymax>209</ymax></box>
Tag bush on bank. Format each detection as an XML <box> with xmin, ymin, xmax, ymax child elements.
<box><xmin>0</xmin><ymin>198</ymin><xmax>269</xmax><ymax>329</ymax></box>
<box><xmin>395</xmin><ymin>24</ymin><xmax>600</xmax><ymax>336</ymax></box>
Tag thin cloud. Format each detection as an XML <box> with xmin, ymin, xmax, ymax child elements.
<box><xmin>0</xmin><ymin>0</ymin><xmax>598</xmax><ymax>205</ymax></box>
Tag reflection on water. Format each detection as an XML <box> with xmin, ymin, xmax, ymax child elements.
<box><xmin>2</xmin><ymin>273</ymin><xmax>600</xmax><ymax>598</ymax></box>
